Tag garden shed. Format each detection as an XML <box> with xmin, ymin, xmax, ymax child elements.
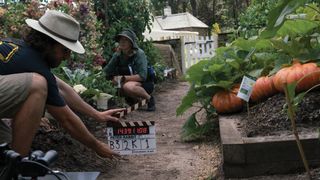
<box><xmin>154</xmin><ymin>12</ymin><xmax>208</xmax><ymax>36</ymax></box>
<box><xmin>143</xmin><ymin>8</ymin><xmax>217</xmax><ymax>75</ymax></box>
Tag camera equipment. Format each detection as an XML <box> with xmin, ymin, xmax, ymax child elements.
<box><xmin>0</xmin><ymin>143</ymin><xmax>62</xmax><ymax>180</ymax></box>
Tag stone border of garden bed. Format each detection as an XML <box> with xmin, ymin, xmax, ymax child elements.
<box><xmin>219</xmin><ymin>115</ymin><xmax>320</xmax><ymax>178</ymax></box>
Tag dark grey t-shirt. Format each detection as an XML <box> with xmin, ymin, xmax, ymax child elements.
<box><xmin>0</xmin><ymin>39</ymin><xmax>65</xmax><ymax>106</ymax></box>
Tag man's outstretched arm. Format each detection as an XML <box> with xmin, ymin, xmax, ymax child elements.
<box><xmin>55</xmin><ymin>76</ymin><xmax>124</xmax><ymax>122</ymax></box>
<box><xmin>46</xmin><ymin>105</ymin><xmax>119</xmax><ymax>158</ymax></box>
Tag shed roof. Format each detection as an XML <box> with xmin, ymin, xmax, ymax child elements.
<box><xmin>155</xmin><ymin>12</ymin><xmax>208</xmax><ymax>30</ymax></box>
<box><xmin>143</xmin><ymin>29</ymin><xmax>198</xmax><ymax>41</ymax></box>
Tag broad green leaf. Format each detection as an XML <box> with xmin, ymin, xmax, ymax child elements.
<box><xmin>233</xmin><ymin>38</ymin><xmax>273</xmax><ymax>51</ymax></box>
<box><xmin>270</xmin><ymin>38</ymin><xmax>313</xmax><ymax>58</ymax></box>
<box><xmin>277</xmin><ymin>19</ymin><xmax>319</xmax><ymax>37</ymax></box>
<box><xmin>181</xmin><ymin>113</ymin><xmax>201</xmax><ymax>142</ymax></box>
<box><xmin>297</xmin><ymin>48</ymin><xmax>320</xmax><ymax>60</ymax></box>
<box><xmin>207</xmin><ymin>63</ymin><xmax>225</xmax><ymax>73</ymax></box>
<box><xmin>80</xmin><ymin>88</ymin><xmax>100</xmax><ymax>99</ymax></box>
<box><xmin>232</xmin><ymin>38</ymin><xmax>254</xmax><ymax>51</ymax></box>
<box><xmin>261</xmin><ymin>0</ymin><xmax>307</xmax><ymax>38</ymax></box>
<box><xmin>216</xmin><ymin>80</ymin><xmax>234</xmax><ymax>89</ymax></box>
<box><xmin>255</xmin><ymin>39</ymin><xmax>274</xmax><ymax>50</ymax></box>
<box><xmin>236</xmin><ymin>50</ymin><xmax>250</xmax><ymax>60</ymax></box>
<box><xmin>176</xmin><ymin>88</ymin><xmax>197</xmax><ymax>116</ymax></box>
<box><xmin>248</xmin><ymin>68</ymin><xmax>264</xmax><ymax>78</ymax></box>
<box><xmin>226</xmin><ymin>59</ymin><xmax>240</xmax><ymax>69</ymax></box>
<box><xmin>269</xmin><ymin>54</ymin><xmax>292</xmax><ymax>75</ymax></box>
<box><xmin>203</xmin><ymin>80</ymin><xmax>233</xmax><ymax>89</ymax></box>
<box><xmin>196</xmin><ymin>87</ymin><xmax>219</xmax><ymax>98</ymax></box>
<box><xmin>185</xmin><ymin>60</ymin><xmax>210</xmax><ymax>83</ymax></box>
<box><xmin>182</xmin><ymin>113</ymin><xmax>199</xmax><ymax>130</ymax></box>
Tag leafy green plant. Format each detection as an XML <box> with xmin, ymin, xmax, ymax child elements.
<box><xmin>177</xmin><ymin>38</ymin><xmax>283</xmax><ymax>115</ymax></box>
<box><xmin>62</xmin><ymin>67</ymin><xmax>90</xmax><ymax>85</ymax></box>
<box><xmin>59</xmin><ymin>66</ymin><xmax>118</xmax><ymax>103</ymax></box>
<box><xmin>181</xmin><ymin>111</ymin><xmax>217</xmax><ymax>142</ymax></box>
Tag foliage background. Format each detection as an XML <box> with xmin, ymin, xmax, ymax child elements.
<box><xmin>0</xmin><ymin>0</ymin><xmax>165</xmax><ymax>105</ymax></box>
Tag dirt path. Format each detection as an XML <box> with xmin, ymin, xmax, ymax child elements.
<box><xmin>98</xmin><ymin>80</ymin><xmax>221</xmax><ymax>180</ymax></box>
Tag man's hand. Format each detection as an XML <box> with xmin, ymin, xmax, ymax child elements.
<box><xmin>95</xmin><ymin>108</ymin><xmax>126</xmax><ymax>122</ymax></box>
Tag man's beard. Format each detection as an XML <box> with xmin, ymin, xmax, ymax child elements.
<box><xmin>44</xmin><ymin>52</ymin><xmax>60</xmax><ymax>68</ymax></box>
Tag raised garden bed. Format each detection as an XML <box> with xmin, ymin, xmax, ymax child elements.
<box><xmin>219</xmin><ymin>91</ymin><xmax>320</xmax><ymax>178</ymax></box>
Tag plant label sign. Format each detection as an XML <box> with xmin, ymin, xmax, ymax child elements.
<box><xmin>237</xmin><ymin>76</ymin><xmax>256</xmax><ymax>102</ymax></box>
<box><xmin>106</xmin><ymin>121</ymin><xmax>156</xmax><ymax>155</ymax></box>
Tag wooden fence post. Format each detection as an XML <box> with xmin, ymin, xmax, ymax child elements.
<box><xmin>180</xmin><ymin>36</ymin><xmax>187</xmax><ymax>74</ymax></box>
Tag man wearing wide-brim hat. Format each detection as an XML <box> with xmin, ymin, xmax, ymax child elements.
<box><xmin>0</xmin><ymin>10</ymin><xmax>124</xmax><ymax>159</ymax></box>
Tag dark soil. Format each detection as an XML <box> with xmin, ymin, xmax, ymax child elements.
<box><xmin>32</xmin><ymin>115</ymin><xmax>111</xmax><ymax>172</ymax></box>
<box><xmin>239</xmin><ymin>90</ymin><xmax>320</xmax><ymax>137</ymax></box>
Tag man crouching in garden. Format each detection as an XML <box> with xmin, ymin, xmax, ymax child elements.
<box><xmin>0</xmin><ymin>10</ymin><xmax>124</xmax><ymax>158</ymax></box>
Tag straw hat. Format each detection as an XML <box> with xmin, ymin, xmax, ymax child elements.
<box><xmin>25</xmin><ymin>10</ymin><xmax>85</xmax><ymax>54</ymax></box>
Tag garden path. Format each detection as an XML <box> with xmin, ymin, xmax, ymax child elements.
<box><xmin>98</xmin><ymin>80</ymin><xmax>221</xmax><ymax>180</ymax></box>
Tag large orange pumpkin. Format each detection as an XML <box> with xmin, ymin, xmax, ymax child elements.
<box><xmin>250</xmin><ymin>76</ymin><xmax>278</xmax><ymax>102</ymax></box>
<box><xmin>212</xmin><ymin>85</ymin><xmax>244</xmax><ymax>114</ymax></box>
<box><xmin>299</xmin><ymin>62</ymin><xmax>320</xmax><ymax>90</ymax></box>
<box><xmin>273</xmin><ymin>61</ymin><xmax>320</xmax><ymax>92</ymax></box>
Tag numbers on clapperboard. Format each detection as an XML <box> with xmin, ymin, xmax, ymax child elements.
<box><xmin>145</xmin><ymin>139</ymin><xmax>149</xmax><ymax>149</ymax></box>
<box><xmin>109</xmin><ymin>140</ymin><xmax>114</xmax><ymax>149</ymax></box>
<box><xmin>123</xmin><ymin>140</ymin><xmax>130</xmax><ymax>150</ymax></box>
<box><xmin>109</xmin><ymin>140</ymin><xmax>121</xmax><ymax>150</ymax></box>
<box><xmin>115</xmin><ymin>140</ymin><xmax>120</xmax><ymax>149</ymax></box>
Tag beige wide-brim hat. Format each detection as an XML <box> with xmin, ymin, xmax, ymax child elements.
<box><xmin>26</xmin><ymin>10</ymin><xmax>85</xmax><ymax>54</ymax></box>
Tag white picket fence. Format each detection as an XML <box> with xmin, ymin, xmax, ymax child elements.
<box><xmin>180</xmin><ymin>35</ymin><xmax>218</xmax><ymax>74</ymax></box>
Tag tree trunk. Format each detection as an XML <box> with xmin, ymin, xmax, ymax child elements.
<box><xmin>102</xmin><ymin>0</ymin><xmax>109</xmax><ymax>28</ymax></box>
<box><xmin>190</xmin><ymin>0</ymin><xmax>197</xmax><ymax>16</ymax></box>
<box><xmin>245</xmin><ymin>0</ymin><xmax>250</xmax><ymax>7</ymax></box>
<box><xmin>212</xmin><ymin>0</ymin><xmax>216</xmax><ymax>23</ymax></box>
<box><xmin>168</xmin><ymin>0</ymin><xmax>177</xmax><ymax>14</ymax></box>
<box><xmin>182</xmin><ymin>0</ymin><xmax>187</xmax><ymax>12</ymax></box>
<box><xmin>232</xmin><ymin>0</ymin><xmax>238</xmax><ymax>27</ymax></box>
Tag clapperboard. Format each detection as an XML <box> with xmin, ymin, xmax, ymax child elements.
<box><xmin>106</xmin><ymin>99</ymin><xmax>156</xmax><ymax>155</ymax></box>
<box><xmin>112</xmin><ymin>99</ymin><xmax>147</xmax><ymax>118</ymax></box>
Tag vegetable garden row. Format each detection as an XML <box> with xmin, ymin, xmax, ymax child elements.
<box><xmin>177</xmin><ymin>0</ymin><xmax>320</xmax><ymax>130</ymax></box>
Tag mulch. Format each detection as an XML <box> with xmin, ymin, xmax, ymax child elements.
<box><xmin>238</xmin><ymin>90</ymin><xmax>320</xmax><ymax>137</ymax></box>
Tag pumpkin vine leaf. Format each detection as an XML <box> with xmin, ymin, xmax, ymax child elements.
<box><xmin>261</xmin><ymin>0</ymin><xmax>308</xmax><ymax>38</ymax></box>
<box><xmin>181</xmin><ymin>112</ymin><xmax>200</xmax><ymax>142</ymax></box>
<box><xmin>181</xmin><ymin>111</ymin><xmax>216</xmax><ymax>142</ymax></box>
<box><xmin>176</xmin><ymin>86</ymin><xmax>197</xmax><ymax>116</ymax></box>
